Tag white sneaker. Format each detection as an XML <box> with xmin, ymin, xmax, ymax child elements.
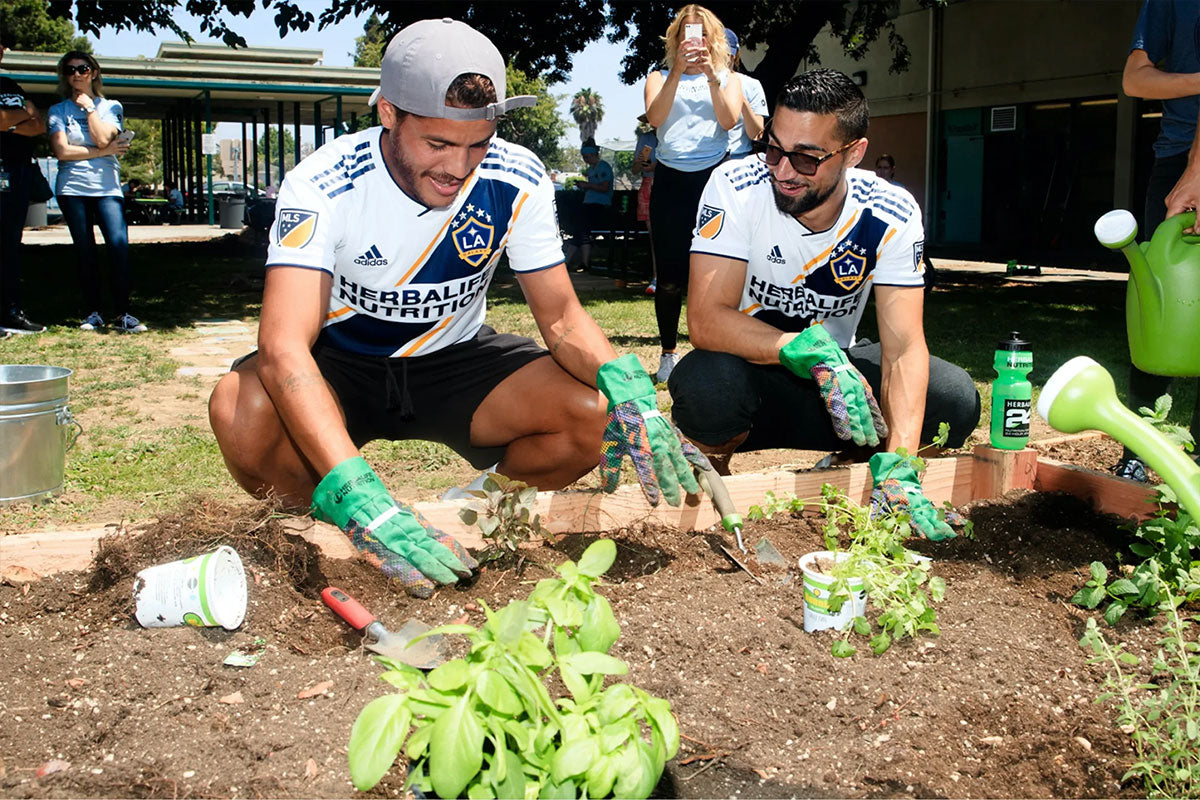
<box><xmin>79</xmin><ymin>311</ymin><xmax>104</xmax><ymax>331</ymax></box>
<box><xmin>655</xmin><ymin>352</ymin><xmax>679</xmax><ymax>384</ymax></box>
<box><xmin>113</xmin><ymin>313</ymin><xmax>148</xmax><ymax>333</ymax></box>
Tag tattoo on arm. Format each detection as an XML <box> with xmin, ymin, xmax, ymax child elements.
<box><xmin>551</xmin><ymin>324</ymin><xmax>577</xmax><ymax>357</ymax></box>
<box><xmin>281</xmin><ymin>372</ymin><xmax>325</xmax><ymax>394</ymax></box>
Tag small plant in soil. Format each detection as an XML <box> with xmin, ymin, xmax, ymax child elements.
<box><xmin>458</xmin><ymin>472</ymin><xmax>551</xmax><ymax>562</ymax></box>
<box><xmin>346</xmin><ymin>539</ymin><xmax>679</xmax><ymax>799</ymax></box>
<box><xmin>746</xmin><ymin>490</ymin><xmax>805</xmax><ymax>521</ymax></box>
<box><xmin>1079</xmin><ymin>571</ymin><xmax>1200</xmax><ymax>799</ymax></box>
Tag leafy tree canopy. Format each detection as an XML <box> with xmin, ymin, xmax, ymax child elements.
<box><xmin>351</xmin><ymin>11</ymin><xmax>386</xmax><ymax>68</ymax></box>
<box><xmin>2</xmin><ymin>0</ymin><xmax>90</xmax><ymax>54</ymax></box>
<box><xmin>497</xmin><ymin>63</ymin><xmax>567</xmax><ymax>170</ymax></box>
<box><xmin>54</xmin><ymin>0</ymin><xmax>936</xmax><ymax>103</ymax></box>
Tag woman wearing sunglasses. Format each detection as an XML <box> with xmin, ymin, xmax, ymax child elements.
<box><xmin>643</xmin><ymin>4</ymin><xmax>743</xmax><ymax>384</ymax></box>
<box><xmin>47</xmin><ymin>51</ymin><xmax>146</xmax><ymax>332</ymax></box>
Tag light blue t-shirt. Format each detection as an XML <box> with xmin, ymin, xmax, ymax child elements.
<box><xmin>1131</xmin><ymin>0</ymin><xmax>1200</xmax><ymax>158</ymax></box>
<box><xmin>654</xmin><ymin>70</ymin><xmax>731</xmax><ymax>172</ymax></box>
<box><xmin>48</xmin><ymin>97</ymin><xmax>124</xmax><ymax>197</ymax></box>
<box><xmin>728</xmin><ymin>73</ymin><xmax>769</xmax><ymax>156</ymax></box>
<box><xmin>583</xmin><ymin>159</ymin><xmax>613</xmax><ymax>206</ymax></box>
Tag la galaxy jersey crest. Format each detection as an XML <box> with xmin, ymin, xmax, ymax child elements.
<box><xmin>265</xmin><ymin>128</ymin><xmax>565</xmax><ymax>357</ymax></box>
<box><xmin>690</xmin><ymin>162</ymin><xmax>925</xmax><ymax>348</ymax></box>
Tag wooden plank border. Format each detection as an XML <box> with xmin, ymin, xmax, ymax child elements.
<box><xmin>2</xmin><ymin>434</ymin><xmax>1163</xmax><ymax>576</ymax></box>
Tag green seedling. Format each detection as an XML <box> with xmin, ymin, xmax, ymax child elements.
<box><xmin>1079</xmin><ymin>572</ymin><xmax>1200</xmax><ymax>799</ymax></box>
<box><xmin>347</xmin><ymin>539</ymin><xmax>679</xmax><ymax>799</ymax></box>
<box><xmin>459</xmin><ymin>472</ymin><xmax>551</xmax><ymax>560</ymax></box>
<box><xmin>746</xmin><ymin>490</ymin><xmax>805</xmax><ymax>521</ymax></box>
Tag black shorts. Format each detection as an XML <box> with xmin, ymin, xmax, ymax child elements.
<box><xmin>573</xmin><ymin>202</ymin><xmax>610</xmax><ymax>244</ymax></box>
<box><xmin>235</xmin><ymin>325</ymin><xmax>548</xmax><ymax>468</ymax></box>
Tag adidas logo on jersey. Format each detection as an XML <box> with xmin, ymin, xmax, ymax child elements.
<box><xmin>766</xmin><ymin>245</ymin><xmax>787</xmax><ymax>265</ymax></box>
<box><xmin>354</xmin><ymin>245</ymin><xmax>388</xmax><ymax>267</ymax></box>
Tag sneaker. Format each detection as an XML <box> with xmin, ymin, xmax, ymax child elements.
<box><xmin>1</xmin><ymin>306</ymin><xmax>46</xmax><ymax>334</ymax></box>
<box><xmin>79</xmin><ymin>311</ymin><xmax>104</xmax><ymax>331</ymax></box>
<box><xmin>1113</xmin><ymin>456</ymin><xmax>1149</xmax><ymax>483</ymax></box>
<box><xmin>655</xmin><ymin>352</ymin><xmax>679</xmax><ymax>384</ymax></box>
<box><xmin>645</xmin><ymin>279</ymin><xmax>657</xmax><ymax>296</ymax></box>
<box><xmin>113</xmin><ymin>313</ymin><xmax>147</xmax><ymax>333</ymax></box>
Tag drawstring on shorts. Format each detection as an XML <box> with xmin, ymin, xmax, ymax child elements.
<box><xmin>384</xmin><ymin>358</ymin><xmax>415</xmax><ymax>419</ymax></box>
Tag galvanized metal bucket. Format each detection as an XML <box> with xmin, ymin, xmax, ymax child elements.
<box><xmin>0</xmin><ymin>365</ymin><xmax>82</xmax><ymax>506</ymax></box>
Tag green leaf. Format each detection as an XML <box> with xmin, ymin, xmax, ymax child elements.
<box><xmin>1072</xmin><ymin>585</ymin><xmax>1106</xmax><ymax>609</ymax></box>
<box><xmin>869</xmin><ymin>631</ymin><xmax>892</xmax><ymax>655</ymax></box>
<box><xmin>1089</xmin><ymin>561</ymin><xmax>1109</xmax><ymax>583</ymax></box>
<box><xmin>492</xmin><ymin>746</ymin><xmax>527</xmax><ymax>800</ymax></box>
<box><xmin>559</xmin><ymin>651</ymin><xmax>630</xmax><ymax>675</ymax></box>
<box><xmin>428</xmin><ymin>658</ymin><xmax>472</xmax><ymax>692</ymax></box>
<box><xmin>598</xmin><ymin>684</ymin><xmax>637</xmax><ymax>724</ymax></box>
<box><xmin>348</xmin><ymin>695</ymin><xmax>411</xmax><ymax>792</ymax></box>
<box><xmin>1117</xmin><ymin>652</ymin><xmax>1140</xmax><ymax>666</ymax></box>
<box><xmin>598</xmin><ymin>720</ymin><xmax>633</xmax><ymax>753</ymax></box>
<box><xmin>1103</xmin><ymin>601</ymin><xmax>1128</xmax><ymax>627</ymax></box>
<box><xmin>379</xmin><ymin>668</ymin><xmax>423</xmax><ymax>690</ymax></box>
<box><xmin>543</xmin><ymin>595</ymin><xmax>583</xmax><ymax>628</ymax></box>
<box><xmin>516</xmin><ymin>631</ymin><xmax>554</xmax><ymax>669</ymax></box>
<box><xmin>468</xmin><ymin>779</ymin><xmax>496</xmax><ymax>800</ymax></box>
<box><xmin>577</xmin><ymin>538</ymin><xmax>617</xmax><ymax>577</ymax></box>
<box><xmin>585</xmin><ymin>753</ymin><xmax>618</xmax><ymax>798</ymax></box>
<box><xmin>559</xmin><ymin>663</ymin><xmax>593</xmax><ymax>703</ymax></box>
<box><xmin>538</xmin><ymin>779</ymin><xmax>576</xmax><ymax>799</ymax></box>
<box><xmin>577</xmin><ymin>594</ymin><xmax>621</xmax><ymax>653</ymax></box>
<box><xmin>852</xmin><ymin>616</ymin><xmax>871</xmax><ymax>636</ymax></box>
<box><xmin>929</xmin><ymin>575</ymin><xmax>946</xmax><ymax>602</ymax></box>
<box><xmin>643</xmin><ymin>696</ymin><xmax>680</xmax><ymax>759</ymax></box>
<box><xmin>494</xmin><ymin>600</ymin><xmax>531</xmax><ymax>645</ymax></box>
<box><xmin>405</xmin><ymin>722</ymin><xmax>433</xmax><ymax>761</ymax></box>
<box><xmin>551</xmin><ymin>736</ymin><xmax>599</xmax><ymax>782</ymax></box>
<box><xmin>1129</xmin><ymin>542</ymin><xmax>1155</xmax><ymax>558</ymax></box>
<box><xmin>430</xmin><ymin>693</ymin><xmax>484</xmax><ymax>800</ymax></box>
<box><xmin>475</xmin><ymin>671</ymin><xmax>523</xmax><ymax>715</ymax></box>
<box><xmin>1107</xmin><ymin>578</ymin><xmax>1139</xmax><ymax>596</ymax></box>
<box><xmin>460</xmin><ymin>508</ymin><xmax>479</xmax><ymax>525</ymax></box>
<box><xmin>831</xmin><ymin>640</ymin><xmax>857</xmax><ymax>658</ymax></box>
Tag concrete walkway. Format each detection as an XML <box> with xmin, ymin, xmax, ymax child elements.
<box><xmin>23</xmin><ymin>223</ymin><xmax>241</xmax><ymax>245</ymax></box>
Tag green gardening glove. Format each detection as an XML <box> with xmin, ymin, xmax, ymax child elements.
<box><xmin>312</xmin><ymin>457</ymin><xmax>477</xmax><ymax>598</ymax></box>
<box><xmin>596</xmin><ymin>354</ymin><xmax>701</xmax><ymax>506</ymax></box>
<box><xmin>779</xmin><ymin>324</ymin><xmax>887</xmax><ymax>447</ymax></box>
<box><xmin>868</xmin><ymin>451</ymin><xmax>964</xmax><ymax>541</ymax></box>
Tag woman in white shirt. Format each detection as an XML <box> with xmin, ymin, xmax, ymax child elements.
<box><xmin>643</xmin><ymin>4</ymin><xmax>742</xmax><ymax>383</ymax></box>
<box><xmin>47</xmin><ymin>51</ymin><xmax>145</xmax><ymax>332</ymax></box>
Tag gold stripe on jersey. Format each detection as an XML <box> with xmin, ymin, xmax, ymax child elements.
<box><xmin>393</xmin><ymin>172</ymin><xmax>481</xmax><ymax>288</ymax></box>
<box><xmin>879</xmin><ymin>227</ymin><xmax>897</xmax><ymax>250</ymax></box>
<box><xmin>792</xmin><ymin>210</ymin><xmax>861</xmax><ymax>284</ymax></box>
<box><xmin>325</xmin><ymin>305</ymin><xmax>354</xmax><ymax>321</ymax></box>
<box><xmin>400</xmin><ymin>315</ymin><xmax>454</xmax><ymax>357</ymax></box>
<box><xmin>740</xmin><ymin>302</ymin><xmax>762</xmax><ymax>315</ymax></box>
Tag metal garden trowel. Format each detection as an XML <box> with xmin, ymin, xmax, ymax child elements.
<box><xmin>321</xmin><ymin>586</ymin><xmax>449</xmax><ymax>670</ymax></box>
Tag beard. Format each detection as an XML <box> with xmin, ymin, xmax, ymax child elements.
<box><xmin>383</xmin><ymin>126</ymin><xmax>463</xmax><ymax>208</ymax></box>
<box><xmin>771</xmin><ymin>176</ymin><xmax>838</xmax><ymax>216</ymax></box>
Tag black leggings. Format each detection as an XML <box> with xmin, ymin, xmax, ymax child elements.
<box><xmin>648</xmin><ymin>160</ymin><xmax>721</xmax><ymax>351</ymax></box>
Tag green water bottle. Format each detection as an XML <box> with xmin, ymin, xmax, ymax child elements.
<box><xmin>990</xmin><ymin>332</ymin><xmax>1033</xmax><ymax>450</ymax></box>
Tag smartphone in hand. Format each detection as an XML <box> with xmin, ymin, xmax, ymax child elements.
<box><xmin>116</xmin><ymin>129</ymin><xmax>136</xmax><ymax>144</ymax></box>
<box><xmin>684</xmin><ymin>23</ymin><xmax>703</xmax><ymax>43</ymax></box>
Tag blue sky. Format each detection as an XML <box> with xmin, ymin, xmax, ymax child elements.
<box><xmin>86</xmin><ymin>5</ymin><xmax>646</xmax><ymax>149</ymax></box>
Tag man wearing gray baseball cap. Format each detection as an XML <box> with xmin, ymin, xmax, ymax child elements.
<box><xmin>209</xmin><ymin>19</ymin><xmax>708</xmax><ymax>598</ymax></box>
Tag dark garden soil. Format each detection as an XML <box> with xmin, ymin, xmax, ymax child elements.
<box><xmin>0</xmin><ymin>481</ymin><xmax>1171</xmax><ymax>799</ymax></box>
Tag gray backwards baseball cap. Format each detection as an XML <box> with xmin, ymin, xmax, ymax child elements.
<box><xmin>368</xmin><ymin>18</ymin><xmax>536</xmax><ymax>122</ymax></box>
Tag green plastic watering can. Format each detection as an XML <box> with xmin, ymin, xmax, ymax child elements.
<box><xmin>1095</xmin><ymin>210</ymin><xmax>1200</xmax><ymax>377</ymax></box>
<box><xmin>1038</xmin><ymin>356</ymin><xmax>1200</xmax><ymax>522</ymax></box>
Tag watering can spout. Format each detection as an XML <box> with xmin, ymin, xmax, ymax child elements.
<box><xmin>1039</xmin><ymin>357</ymin><xmax>1200</xmax><ymax>522</ymax></box>
<box><xmin>1095</xmin><ymin>210</ymin><xmax>1163</xmax><ymax>322</ymax></box>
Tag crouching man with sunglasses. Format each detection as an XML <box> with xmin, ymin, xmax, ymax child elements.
<box><xmin>668</xmin><ymin>68</ymin><xmax>980</xmax><ymax>541</ymax></box>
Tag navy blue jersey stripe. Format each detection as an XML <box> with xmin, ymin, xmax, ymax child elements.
<box><xmin>689</xmin><ymin>249</ymin><xmax>749</xmax><ymax>262</ymax></box>
<box><xmin>477</xmin><ymin>164</ymin><xmax>541</xmax><ymax>187</ymax></box>
<box><xmin>265</xmin><ymin>262</ymin><xmax>333</xmax><ymax>274</ymax></box>
<box><xmin>482</xmin><ymin>152</ymin><xmax>545</xmax><ymax>179</ymax></box>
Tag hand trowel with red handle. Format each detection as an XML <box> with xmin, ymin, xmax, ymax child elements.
<box><xmin>321</xmin><ymin>586</ymin><xmax>449</xmax><ymax>670</ymax></box>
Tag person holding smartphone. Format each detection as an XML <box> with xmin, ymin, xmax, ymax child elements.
<box><xmin>643</xmin><ymin>4</ymin><xmax>742</xmax><ymax>384</ymax></box>
<box><xmin>47</xmin><ymin>51</ymin><xmax>146</xmax><ymax>333</ymax></box>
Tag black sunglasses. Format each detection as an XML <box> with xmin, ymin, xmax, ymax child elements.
<box><xmin>63</xmin><ymin>63</ymin><xmax>93</xmax><ymax>76</ymax></box>
<box><xmin>752</xmin><ymin>126</ymin><xmax>859</xmax><ymax>176</ymax></box>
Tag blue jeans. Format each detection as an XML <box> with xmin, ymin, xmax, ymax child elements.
<box><xmin>57</xmin><ymin>194</ymin><xmax>131</xmax><ymax>316</ymax></box>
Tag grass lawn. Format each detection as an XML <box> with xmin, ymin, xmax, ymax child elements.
<box><xmin>2</xmin><ymin>234</ymin><xmax>1188</xmax><ymax>532</ymax></box>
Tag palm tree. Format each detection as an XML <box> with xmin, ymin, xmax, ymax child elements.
<box><xmin>570</xmin><ymin>88</ymin><xmax>604</xmax><ymax>143</ymax></box>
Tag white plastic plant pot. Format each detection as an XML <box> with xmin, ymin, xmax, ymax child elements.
<box><xmin>799</xmin><ymin>551</ymin><xmax>866</xmax><ymax>633</ymax></box>
<box><xmin>133</xmin><ymin>545</ymin><xmax>247</xmax><ymax>630</ymax></box>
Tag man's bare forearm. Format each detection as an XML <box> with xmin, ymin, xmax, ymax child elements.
<box><xmin>257</xmin><ymin>348</ymin><xmax>358</xmax><ymax>476</ymax></box>
<box><xmin>880</xmin><ymin>344</ymin><xmax>929</xmax><ymax>453</ymax></box>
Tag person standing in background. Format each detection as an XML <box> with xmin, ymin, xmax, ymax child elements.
<box><xmin>643</xmin><ymin>4</ymin><xmax>743</xmax><ymax>384</ymax></box>
<box><xmin>724</xmin><ymin>28</ymin><xmax>767</xmax><ymax>160</ymax></box>
<box><xmin>47</xmin><ymin>51</ymin><xmax>145</xmax><ymax>333</ymax></box>
<box><xmin>1117</xmin><ymin>0</ymin><xmax>1200</xmax><ymax>480</ymax></box>
<box><xmin>0</xmin><ymin>32</ymin><xmax>48</xmax><ymax>335</ymax></box>
<box><xmin>565</xmin><ymin>139</ymin><xmax>612</xmax><ymax>274</ymax></box>
<box><xmin>633</xmin><ymin>116</ymin><xmax>658</xmax><ymax>294</ymax></box>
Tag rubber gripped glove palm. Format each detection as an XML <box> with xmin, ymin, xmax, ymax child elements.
<box><xmin>868</xmin><ymin>451</ymin><xmax>964</xmax><ymax>541</ymax></box>
<box><xmin>597</xmin><ymin>354</ymin><xmax>701</xmax><ymax>507</ymax></box>
<box><xmin>312</xmin><ymin>457</ymin><xmax>477</xmax><ymax>598</ymax></box>
<box><xmin>779</xmin><ymin>324</ymin><xmax>887</xmax><ymax>447</ymax></box>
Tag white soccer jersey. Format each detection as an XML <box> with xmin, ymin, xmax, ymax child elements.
<box><xmin>690</xmin><ymin>163</ymin><xmax>925</xmax><ymax>348</ymax></box>
<box><xmin>266</xmin><ymin>127</ymin><xmax>565</xmax><ymax>357</ymax></box>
